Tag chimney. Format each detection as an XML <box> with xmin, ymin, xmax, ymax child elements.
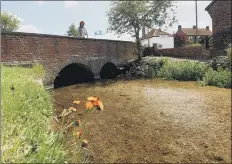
<box><xmin>178</xmin><ymin>25</ymin><xmax>182</xmax><ymax>31</ymax></box>
<box><xmin>193</xmin><ymin>25</ymin><xmax>196</xmax><ymax>30</ymax></box>
<box><xmin>206</xmin><ymin>26</ymin><xmax>209</xmax><ymax>30</ymax></box>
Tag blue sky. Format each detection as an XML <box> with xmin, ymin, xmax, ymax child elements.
<box><xmin>1</xmin><ymin>1</ymin><xmax>213</xmax><ymax>41</ymax></box>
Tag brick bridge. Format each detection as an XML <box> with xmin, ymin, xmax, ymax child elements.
<box><xmin>1</xmin><ymin>32</ymin><xmax>137</xmax><ymax>88</ymax></box>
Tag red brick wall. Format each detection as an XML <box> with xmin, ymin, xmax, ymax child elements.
<box><xmin>157</xmin><ymin>46</ymin><xmax>210</xmax><ymax>59</ymax></box>
<box><xmin>1</xmin><ymin>32</ymin><xmax>136</xmax><ymax>65</ymax></box>
<box><xmin>207</xmin><ymin>0</ymin><xmax>232</xmax><ymax>34</ymax></box>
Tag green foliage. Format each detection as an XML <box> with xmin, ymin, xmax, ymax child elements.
<box><xmin>107</xmin><ymin>0</ymin><xmax>177</xmax><ymax>60</ymax></box>
<box><xmin>143</xmin><ymin>57</ymin><xmax>168</xmax><ymax>76</ymax></box>
<box><xmin>200</xmin><ymin>67</ymin><xmax>231</xmax><ymax>88</ymax></box>
<box><xmin>66</xmin><ymin>23</ymin><xmax>78</xmax><ymax>37</ymax></box>
<box><xmin>207</xmin><ymin>56</ymin><xmax>231</xmax><ymax>70</ymax></box>
<box><xmin>157</xmin><ymin>60</ymin><xmax>208</xmax><ymax>81</ymax></box>
<box><xmin>1</xmin><ymin>65</ymin><xmax>65</xmax><ymax>163</ymax></box>
<box><xmin>226</xmin><ymin>43</ymin><xmax>231</xmax><ymax>65</ymax></box>
<box><xmin>1</xmin><ymin>12</ymin><xmax>20</xmax><ymax>32</ymax></box>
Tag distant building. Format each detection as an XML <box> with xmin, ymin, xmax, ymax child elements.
<box><xmin>205</xmin><ymin>0</ymin><xmax>231</xmax><ymax>49</ymax></box>
<box><xmin>174</xmin><ymin>25</ymin><xmax>212</xmax><ymax>44</ymax></box>
<box><xmin>205</xmin><ymin>0</ymin><xmax>231</xmax><ymax>35</ymax></box>
<box><xmin>140</xmin><ymin>28</ymin><xmax>174</xmax><ymax>49</ymax></box>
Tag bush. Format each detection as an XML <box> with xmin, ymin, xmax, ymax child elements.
<box><xmin>142</xmin><ymin>57</ymin><xmax>169</xmax><ymax>77</ymax></box>
<box><xmin>200</xmin><ymin>67</ymin><xmax>231</xmax><ymax>88</ymax></box>
<box><xmin>1</xmin><ymin>65</ymin><xmax>65</xmax><ymax>163</ymax></box>
<box><xmin>207</xmin><ymin>56</ymin><xmax>231</xmax><ymax>70</ymax></box>
<box><xmin>157</xmin><ymin>60</ymin><xmax>208</xmax><ymax>81</ymax></box>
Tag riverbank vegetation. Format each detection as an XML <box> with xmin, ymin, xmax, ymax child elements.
<box><xmin>126</xmin><ymin>56</ymin><xmax>231</xmax><ymax>88</ymax></box>
<box><xmin>1</xmin><ymin>65</ymin><xmax>105</xmax><ymax>163</ymax></box>
<box><xmin>1</xmin><ymin>65</ymin><xmax>65</xmax><ymax>163</ymax></box>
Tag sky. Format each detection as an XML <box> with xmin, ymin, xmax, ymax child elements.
<box><xmin>1</xmin><ymin>1</ymin><xmax>213</xmax><ymax>41</ymax></box>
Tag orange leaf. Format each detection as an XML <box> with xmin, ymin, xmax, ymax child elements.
<box><xmin>76</xmin><ymin>131</ymin><xmax>82</xmax><ymax>138</ymax></box>
<box><xmin>93</xmin><ymin>100</ymin><xmax>104</xmax><ymax>110</ymax></box>
<box><xmin>86</xmin><ymin>101</ymin><xmax>94</xmax><ymax>110</ymax></box>
<box><xmin>73</xmin><ymin>100</ymin><xmax>81</xmax><ymax>105</ymax></box>
<box><xmin>98</xmin><ymin>100</ymin><xmax>104</xmax><ymax>110</ymax></box>
<box><xmin>87</xmin><ymin>96</ymin><xmax>98</xmax><ymax>101</ymax></box>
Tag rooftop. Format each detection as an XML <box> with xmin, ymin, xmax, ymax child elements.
<box><xmin>181</xmin><ymin>28</ymin><xmax>212</xmax><ymax>36</ymax></box>
<box><xmin>140</xmin><ymin>29</ymin><xmax>171</xmax><ymax>40</ymax></box>
<box><xmin>205</xmin><ymin>0</ymin><xmax>217</xmax><ymax>11</ymax></box>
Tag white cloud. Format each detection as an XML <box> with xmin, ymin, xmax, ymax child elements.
<box><xmin>87</xmin><ymin>1</ymin><xmax>96</xmax><ymax>5</ymax></box>
<box><xmin>64</xmin><ymin>1</ymin><xmax>78</xmax><ymax>9</ymax></box>
<box><xmin>36</xmin><ymin>1</ymin><xmax>44</xmax><ymax>5</ymax></box>
<box><xmin>17</xmin><ymin>25</ymin><xmax>41</xmax><ymax>33</ymax></box>
<box><xmin>35</xmin><ymin>1</ymin><xmax>44</xmax><ymax>5</ymax></box>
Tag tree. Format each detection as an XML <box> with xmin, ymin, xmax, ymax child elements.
<box><xmin>107</xmin><ymin>0</ymin><xmax>177</xmax><ymax>60</ymax></box>
<box><xmin>1</xmin><ymin>12</ymin><xmax>20</xmax><ymax>32</ymax></box>
<box><xmin>66</xmin><ymin>23</ymin><xmax>78</xmax><ymax>37</ymax></box>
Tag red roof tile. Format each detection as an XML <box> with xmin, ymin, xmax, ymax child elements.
<box><xmin>140</xmin><ymin>29</ymin><xmax>171</xmax><ymax>40</ymax></box>
<box><xmin>181</xmin><ymin>28</ymin><xmax>212</xmax><ymax>36</ymax></box>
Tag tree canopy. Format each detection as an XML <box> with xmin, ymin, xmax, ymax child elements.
<box><xmin>1</xmin><ymin>12</ymin><xmax>20</xmax><ymax>32</ymax></box>
<box><xmin>66</xmin><ymin>23</ymin><xmax>78</xmax><ymax>37</ymax></box>
<box><xmin>107</xmin><ymin>0</ymin><xmax>177</xmax><ymax>60</ymax></box>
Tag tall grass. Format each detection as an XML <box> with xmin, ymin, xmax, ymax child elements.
<box><xmin>144</xmin><ymin>57</ymin><xmax>231</xmax><ymax>88</ymax></box>
<box><xmin>1</xmin><ymin>65</ymin><xmax>65</xmax><ymax>163</ymax></box>
<box><xmin>157</xmin><ymin>60</ymin><xmax>208</xmax><ymax>81</ymax></box>
<box><xmin>200</xmin><ymin>68</ymin><xmax>231</xmax><ymax>88</ymax></box>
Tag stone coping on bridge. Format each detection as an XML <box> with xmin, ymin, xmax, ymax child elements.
<box><xmin>1</xmin><ymin>32</ymin><xmax>135</xmax><ymax>44</ymax></box>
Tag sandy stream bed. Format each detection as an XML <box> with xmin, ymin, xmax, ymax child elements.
<box><xmin>53</xmin><ymin>79</ymin><xmax>231</xmax><ymax>163</ymax></box>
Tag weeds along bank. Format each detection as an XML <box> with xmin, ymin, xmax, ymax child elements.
<box><xmin>1</xmin><ymin>65</ymin><xmax>105</xmax><ymax>163</ymax></box>
<box><xmin>1</xmin><ymin>65</ymin><xmax>65</xmax><ymax>163</ymax></box>
<box><xmin>126</xmin><ymin>56</ymin><xmax>231</xmax><ymax>88</ymax></box>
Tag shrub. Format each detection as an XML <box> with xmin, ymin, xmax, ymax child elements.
<box><xmin>157</xmin><ymin>60</ymin><xmax>208</xmax><ymax>81</ymax></box>
<box><xmin>201</xmin><ymin>67</ymin><xmax>231</xmax><ymax>88</ymax></box>
<box><xmin>1</xmin><ymin>65</ymin><xmax>65</xmax><ymax>163</ymax></box>
<box><xmin>207</xmin><ymin>56</ymin><xmax>231</xmax><ymax>70</ymax></box>
<box><xmin>142</xmin><ymin>57</ymin><xmax>169</xmax><ymax>77</ymax></box>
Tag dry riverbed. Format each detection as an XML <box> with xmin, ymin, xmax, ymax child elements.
<box><xmin>53</xmin><ymin>79</ymin><xmax>231</xmax><ymax>163</ymax></box>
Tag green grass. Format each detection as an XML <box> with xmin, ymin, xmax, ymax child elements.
<box><xmin>199</xmin><ymin>68</ymin><xmax>231</xmax><ymax>88</ymax></box>
<box><xmin>157</xmin><ymin>59</ymin><xmax>208</xmax><ymax>81</ymax></box>
<box><xmin>144</xmin><ymin>57</ymin><xmax>231</xmax><ymax>88</ymax></box>
<box><xmin>1</xmin><ymin>64</ymin><xmax>65</xmax><ymax>163</ymax></box>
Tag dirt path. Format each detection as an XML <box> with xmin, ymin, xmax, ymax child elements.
<box><xmin>53</xmin><ymin>79</ymin><xmax>231</xmax><ymax>163</ymax></box>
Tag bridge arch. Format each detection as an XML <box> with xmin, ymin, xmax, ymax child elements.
<box><xmin>54</xmin><ymin>63</ymin><xmax>94</xmax><ymax>89</ymax></box>
<box><xmin>100</xmin><ymin>62</ymin><xmax>119</xmax><ymax>79</ymax></box>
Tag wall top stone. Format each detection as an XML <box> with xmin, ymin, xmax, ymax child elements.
<box><xmin>1</xmin><ymin>32</ymin><xmax>135</xmax><ymax>44</ymax></box>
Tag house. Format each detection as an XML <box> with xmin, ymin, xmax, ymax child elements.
<box><xmin>140</xmin><ymin>28</ymin><xmax>174</xmax><ymax>49</ymax></box>
<box><xmin>205</xmin><ymin>0</ymin><xmax>231</xmax><ymax>49</ymax></box>
<box><xmin>175</xmin><ymin>25</ymin><xmax>212</xmax><ymax>44</ymax></box>
<box><xmin>205</xmin><ymin>0</ymin><xmax>231</xmax><ymax>35</ymax></box>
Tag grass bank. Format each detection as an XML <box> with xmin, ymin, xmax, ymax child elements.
<box><xmin>141</xmin><ymin>57</ymin><xmax>231</xmax><ymax>88</ymax></box>
<box><xmin>1</xmin><ymin>65</ymin><xmax>65</xmax><ymax>163</ymax></box>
